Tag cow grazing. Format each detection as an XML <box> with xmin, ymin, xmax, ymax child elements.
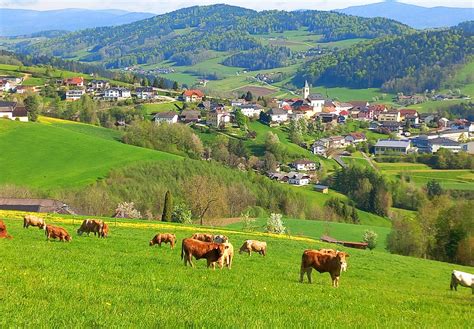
<box><xmin>450</xmin><ymin>270</ymin><xmax>473</xmax><ymax>294</ymax></box>
<box><xmin>300</xmin><ymin>250</ymin><xmax>349</xmax><ymax>287</ymax></box>
<box><xmin>100</xmin><ymin>223</ymin><xmax>109</xmax><ymax>238</ymax></box>
<box><xmin>23</xmin><ymin>215</ymin><xmax>46</xmax><ymax>229</ymax></box>
<box><xmin>239</xmin><ymin>240</ymin><xmax>267</xmax><ymax>256</ymax></box>
<box><xmin>319</xmin><ymin>248</ymin><xmax>347</xmax><ymax>272</ymax></box>
<box><xmin>77</xmin><ymin>219</ymin><xmax>104</xmax><ymax>237</ymax></box>
<box><xmin>45</xmin><ymin>225</ymin><xmax>72</xmax><ymax>242</ymax></box>
<box><xmin>0</xmin><ymin>220</ymin><xmax>13</xmax><ymax>239</ymax></box>
<box><xmin>213</xmin><ymin>235</ymin><xmax>229</xmax><ymax>243</ymax></box>
<box><xmin>191</xmin><ymin>233</ymin><xmax>214</xmax><ymax>242</ymax></box>
<box><xmin>181</xmin><ymin>238</ymin><xmax>229</xmax><ymax>268</ymax></box>
<box><xmin>149</xmin><ymin>233</ymin><xmax>176</xmax><ymax>249</ymax></box>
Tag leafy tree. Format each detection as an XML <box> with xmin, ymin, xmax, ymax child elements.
<box><xmin>24</xmin><ymin>94</ymin><xmax>41</xmax><ymax>122</ymax></box>
<box><xmin>172</xmin><ymin>81</ymin><xmax>179</xmax><ymax>90</ymax></box>
<box><xmin>161</xmin><ymin>190</ymin><xmax>173</xmax><ymax>222</ymax></box>
<box><xmin>350</xmin><ymin>206</ymin><xmax>359</xmax><ymax>224</ymax></box>
<box><xmin>234</xmin><ymin>108</ymin><xmax>247</xmax><ymax>128</ymax></box>
<box><xmin>426</xmin><ymin>180</ymin><xmax>443</xmax><ymax>199</ymax></box>
<box><xmin>266</xmin><ymin>213</ymin><xmax>285</xmax><ymax>234</ymax></box>
<box><xmin>363</xmin><ymin>230</ymin><xmax>378</xmax><ymax>250</ymax></box>
<box><xmin>171</xmin><ymin>203</ymin><xmax>192</xmax><ymax>224</ymax></box>
<box><xmin>386</xmin><ymin>217</ymin><xmax>424</xmax><ymax>257</ymax></box>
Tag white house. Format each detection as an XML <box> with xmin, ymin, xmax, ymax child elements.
<box><xmin>104</xmin><ymin>88</ymin><xmax>131</xmax><ymax>101</ymax></box>
<box><xmin>153</xmin><ymin>111</ymin><xmax>179</xmax><ymax>124</ymax></box>
<box><xmin>307</xmin><ymin>94</ymin><xmax>325</xmax><ymax>113</ymax></box>
<box><xmin>0</xmin><ymin>80</ymin><xmax>11</xmax><ymax>92</ymax></box>
<box><xmin>89</xmin><ymin>80</ymin><xmax>109</xmax><ymax>90</ymax></box>
<box><xmin>345</xmin><ymin>132</ymin><xmax>367</xmax><ymax>144</ymax></box>
<box><xmin>428</xmin><ymin>138</ymin><xmax>462</xmax><ymax>153</ymax></box>
<box><xmin>288</xmin><ymin>173</ymin><xmax>311</xmax><ymax>186</ymax></box>
<box><xmin>208</xmin><ymin>109</ymin><xmax>231</xmax><ymax>128</ymax></box>
<box><xmin>374</xmin><ymin>140</ymin><xmax>411</xmax><ymax>155</ymax></box>
<box><xmin>136</xmin><ymin>87</ymin><xmax>155</xmax><ymax>100</ymax></box>
<box><xmin>312</xmin><ymin>142</ymin><xmax>328</xmax><ymax>157</ymax></box>
<box><xmin>291</xmin><ymin>159</ymin><xmax>317</xmax><ymax>171</ymax></box>
<box><xmin>0</xmin><ymin>101</ymin><xmax>28</xmax><ymax>122</ymax></box>
<box><xmin>237</xmin><ymin>104</ymin><xmax>263</xmax><ymax>118</ymax></box>
<box><xmin>66</xmin><ymin>89</ymin><xmax>85</xmax><ymax>101</ymax></box>
<box><xmin>268</xmin><ymin>108</ymin><xmax>288</xmax><ymax>123</ymax></box>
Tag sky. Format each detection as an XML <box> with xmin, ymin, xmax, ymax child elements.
<box><xmin>0</xmin><ymin>0</ymin><xmax>472</xmax><ymax>13</ymax></box>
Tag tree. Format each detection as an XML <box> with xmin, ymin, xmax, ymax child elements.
<box><xmin>266</xmin><ymin>213</ymin><xmax>286</xmax><ymax>234</ymax></box>
<box><xmin>363</xmin><ymin>230</ymin><xmax>378</xmax><ymax>250</ymax></box>
<box><xmin>24</xmin><ymin>94</ymin><xmax>41</xmax><ymax>122</ymax></box>
<box><xmin>172</xmin><ymin>81</ymin><xmax>179</xmax><ymax>90</ymax></box>
<box><xmin>244</xmin><ymin>91</ymin><xmax>253</xmax><ymax>102</ymax></box>
<box><xmin>184</xmin><ymin>176</ymin><xmax>226</xmax><ymax>225</ymax></box>
<box><xmin>234</xmin><ymin>108</ymin><xmax>247</xmax><ymax>129</ymax></box>
<box><xmin>386</xmin><ymin>217</ymin><xmax>423</xmax><ymax>257</ymax></box>
<box><xmin>426</xmin><ymin>180</ymin><xmax>443</xmax><ymax>199</ymax></box>
<box><xmin>171</xmin><ymin>203</ymin><xmax>192</xmax><ymax>224</ymax></box>
<box><xmin>350</xmin><ymin>206</ymin><xmax>359</xmax><ymax>224</ymax></box>
<box><xmin>161</xmin><ymin>190</ymin><xmax>173</xmax><ymax>222</ymax></box>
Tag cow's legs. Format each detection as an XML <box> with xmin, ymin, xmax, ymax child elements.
<box><xmin>299</xmin><ymin>268</ymin><xmax>305</xmax><ymax>283</ymax></box>
<box><xmin>306</xmin><ymin>268</ymin><xmax>312</xmax><ymax>283</ymax></box>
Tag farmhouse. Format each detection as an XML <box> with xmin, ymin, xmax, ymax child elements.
<box><xmin>66</xmin><ymin>89</ymin><xmax>85</xmax><ymax>101</ymax></box>
<box><xmin>378</xmin><ymin>110</ymin><xmax>401</xmax><ymax>122</ymax></box>
<box><xmin>180</xmin><ymin>110</ymin><xmax>201</xmax><ymax>123</ymax></box>
<box><xmin>290</xmin><ymin>159</ymin><xmax>317</xmax><ymax>171</ymax></box>
<box><xmin>374</xmin><ymin>140</ymin><xmax>411</xmax><ymax>155</ymax></box>
<box><xmin>288</xmin><ymin>173</ymin><xmax>311</xmax><ymax>186</ymax></box>
<box><xmin>104</xmin><ymin>87</ymin><xmax>131</xmax><ymax>101</ymax></box>
<box><xmin>0</xmin><ymin>101</ymin><xmax>28</xmax><ymax>122</ymax></box>
<box><xmin>153</xmin><ymin>111</ymin><xmax>179</xmax><ymax>124</ymax></box>
<box><xmin>312</xmin><ymin>140</ymin><xmax>329</xmax><ymax>157</ymax></box>
<box><xmin>63</xmin><ymin>77</ymin><xmax>84</xmax><ymax>87</ymax></box>
<box><xmin>208</xmin><ymin>108</ymin><xmax>231</xmax><ymax>128</ymax></box>
<box><xmin>182</xmin><ymin>89</ymin><xmax>205</xmax><ymax>102</ymax></box>
<box><xmin>88</xmin><ymin>79</ymin><xmax>109</xmax><ymax>90</ymax></box>
<box><xmin>236</xmin><ymin>104</ymin><xmax>264</xmax><ymax>117</ymax></box>
<box><xmin>268</xmin><ymin>108</ymin><xmax>288</xmax><ymax>123</ymax></box>
<box><xmin>345</xmin><ymin>132</ymin><xmax>367</xmax><ymax>144</ymax></box>
<box><xmin>0</xmin><ymin>198</ymin><xmax>74</xmax><ymax>214</ymax></box>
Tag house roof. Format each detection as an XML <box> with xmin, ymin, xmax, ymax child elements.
<box><xmin>348</xmin><ymin>101</ymin><xmax>369</xmax><ymax>108</ymax></box>
<box><xmin>368</xmin><ymin>104</ymin><xmax>387</xmax><ymax>112</ymax></box>
<box><xmin>0</xmin><ymin>198</ymin><xmax>73</xmax><ymax>214</ymax></box>
<box><xmin>339</xmin><ymin>110</ymin><xmax>349</xmax><ymax>116</ymax></box>
<box><xmin>64</xmin><ymin>77</ymin><xmax>84</xmax><ymax>84</ymax></box>
<box><xmin>136</xmin><ymin>87</ymin><xmax>154</xmax><ymax>92</ymax></box>
<box><xmin>346</xmin><ymin>132</ymin><xmax>366</xmax><ymax>140</ymax></box>
<box><xmin>154</xmin><ymin>111</ymin><xmax>178</xmax><ymax>119</ymax></box>
<box><xmin>292</xmin><ymin>159</ymin><xmax>315</xmax><ymax>165</ymax></box>
<box><xmin>375</xmin><ymin>140</ymin><xmax>410</xmax><ymax>148</ymax></box>
<box><xmin>269</xmin><ymin>108</ymin><xmax>287</xmax><ymax>115</ymax></box>
<box><xmin>428</xmin><ymin>137</ymin><xmax>460</xmax><ymax>147</ymax></box>
<box><xmin>380</xmin><ymin>121</ymin><xmax>402</xmax><ymax>127</ymax></box>
<box><xmin>183</xmin><ymin>89</ymin><xmax>204</xmax><ymax>97</ymax></box>
<box><xmin>399</xmin><ymin>109</ymin><xmax>418</xmax><ymax>116</ymax></box>
<box><xmin>307</xmin><ymin>93</ymin><xmax>325</xmax><ymax>101</ymax></box>
<box><xmin>0</xmin><ymin>101</ymin><xmax>16</xmax><ymax>112</ymax></box>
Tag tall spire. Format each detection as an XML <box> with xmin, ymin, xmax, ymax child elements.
<box><xmin>303</xmin><ymin>80</ymin><xmax>310</xmax><ymax>99</ymax></box>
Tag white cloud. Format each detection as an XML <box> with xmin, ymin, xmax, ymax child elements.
<box><xmin>0</xmin><ymin>0</ymin><xmax>472</xmax><ymax>13</ymax></box>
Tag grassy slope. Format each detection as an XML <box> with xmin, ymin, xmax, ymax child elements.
<box><xmin>0</xmin><ymin>118</ymin><xmax>178</xmax><ymax>190</ymax></box>
<box><xmin>1</xmin><ymin>213</ymin><xmax>472</xmax><ymax>327</ymax></box>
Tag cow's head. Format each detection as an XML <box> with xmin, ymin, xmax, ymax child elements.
<box><xmin>149</xmin><ymin>240</ymin><xmax>155</xmax><ymax>246</ymax></box>
<box><xmin>65</xmin><ymin>235</ymin><xmax>72</xmax><ymax>242</ymax></box>
<box><xmin>336</xmin><ymin>251</ymin><xmax>349</xmax><ymax>272</ymax></box>
<box><xmin>217</xmin><ymin>244</ymin><xmax>229</xmax><ymax>257</ymax></box>
<box><xmin>101</xmin><ymin>225</ymin><xmax>109</xmax><ymax>237</ymax></box>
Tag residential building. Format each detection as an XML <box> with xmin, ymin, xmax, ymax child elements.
<box><xmin>427</xmin><ymin>137</ymin><xmax>462</xmax><ymax>153</ymax></box>
<box><xmin>14</xmin><ymin>85</ymin><xmax>39</xmax><ymax>94</ymax></box>
<box><xmin>399</xmin><ymin>109</ymin><xmax>419</xmax><ymax>123</ymax></box>
<box><xmin>345</xmin><ymin>132</ymin><xmax>367</xmax><ymax>144</ymax></box>
<box><xmin>288</xmin><ymin>173</ymin><xmax>311</xmax><ymax>186</ymax></box>
<box><xmin>290</xmin><ymin>159</ymin><xmax>317</xmax><ymax>171</ymax></box>
<box><xmin>66</xmin><ymin>89</ymin><xmax>85</xmax><ymax>101</ymax></box>
<box><xmin>153</xmin><ymin>111</ymin><xmax>179</xmax><ymax>124</ymax></box>
<box><xmin>374</xmin><ymin>140</ymin><xmax>411</xmax><ymax>155</ymax></box>
<box><xmin>135</xmin><ymin>87</ymin><xmax>155</xmax><ymax>100</ymax></box>
<box><xmin>182</xmin><ymin>89</ymin><xmax>204</xmax><ymax>102</ymax></box>
<box><xmin>208</xmin><ymin>108</ymin><xmax>231</xmax><ymax>128</ymax></box>
<box><xmin>378</xmin><ymin>110</ymin><xmax>401</xmax><ymax>122</ymax></box>
<box><xmin>307</xmin><ymin>93</ymin><xmax>325</xmax><ymax>112</ymax></box>
<box><xmin>268</xmin><ymin>108</ymin><xmax>288</xmax><ymax>123</ymax></box>
<box><xmin>378</xmin><ymin>121</ymin><xmax>403</xmax><ymax>133</ymax></box>
<box><xmin>63</xmin><ymin>77</ymin><xmax>84</xmax><ymax>87</ymax></box>
<box><xmin>348</xmin><ymin>101</ymin><xmax>369</xmax><ymax>111</ymax></box>
<box><xmin>462</xmin><ymin>141</ymin><xmax>474</xmax><ymax>154</ymax></box>
<box><xmin>180</xmin><ymin>110</ymin><xmax>201</xmax><ymax>123</ymax></box>
<box><xmin>0</xmin><ymin>101</ymin><xmax>28</xmax><ymax>122</ymax></box>
<box><xmin>89</xmin><ymin>80</ymin><xmax>109</xmax><ymax>90</ymax></box>
<box><xmin>237</xmin><ymin>104</ymin><xmax>263</xmax><ymax>118</ymax></box>
<box><xmin>312</xmin><ymin>141</ymin><xmax>328</xmax><ymax>157</ymax></box>
<box><xmin>0</xmin><ymin>76</ymin><xmax>23</xmax><ymax>84</ymax></box>
<box><xmin>0</xmin><ymin>80</ymin><xmax>11</xmax><ymax>92</ymax></box>
<box><xmin>314</xmin><ymin>185</ymin><xmax>329</xmax><ymax>194</ymax></box>
<box><xmin>104</xmin><ymin>88</ymin><xmax>131</xmax><ymax>101</ymax></box>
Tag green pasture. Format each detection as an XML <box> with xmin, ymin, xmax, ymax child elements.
<box><xmin>1</xmin><ymin>215</ymin><xmax>472</xmax><ymax>327</ymax></box>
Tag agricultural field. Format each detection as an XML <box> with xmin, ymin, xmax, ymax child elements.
<box><xmin>141</xmin><ymin>101</ymin><xmax>183</xmax><ymax>115</ymax></box>
<box><xmin>1</xmin><ymin>212</ymin><xmax>473</xmax><ymax>327</ymax></box>
<box><xmin>0</xmin><ymin>118</ymin><xmax>178</xmax><ymax>190</ymax></box>
<box><xmin>377</xmin><ymin>162</ymin><xmax>474</xmax><ymax>191</ymax></box>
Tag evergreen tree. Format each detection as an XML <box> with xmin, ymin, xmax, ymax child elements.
<box><xmin>24</xmin><ymin>94</ymin><xmax>41</xmax><ymax>122</ymax></box>
<box><xmin>162</xmin><ymin>190</ymin><xmax>173</xmax><ymax>222</ymax></box>
<box><xmin>172</xmin><ymin>81</ymin><xmax>179</xmax><ymax>90</ymax></box>
<box><xmin>245</xmin><ymin>91</ymin><xmax>253</xmax><ymax>102</ymax></box>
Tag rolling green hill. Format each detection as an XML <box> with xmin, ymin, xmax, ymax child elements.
<box><xmin>1</xmin><ymin>213</ymin><xmax>472</xmax><ymax>327</ymax></box>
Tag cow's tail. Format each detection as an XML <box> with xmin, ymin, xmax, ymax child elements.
<box><xmin>181</xmin><ymin>241</ymin><xmax>184</xmax><ymax>260</ymax></box>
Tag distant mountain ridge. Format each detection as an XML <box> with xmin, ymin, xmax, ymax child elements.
<box><xmin>0</xmin><ymin>8</ymin><xmax>156</xmax><ymax>36</ymax></box>
<box><xmin>337</xmin><ymin>1</ymin><xmax>474</xmax><ymax>29</ymax></box>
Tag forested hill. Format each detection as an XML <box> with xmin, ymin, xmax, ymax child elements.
<box><xmin>16</xmin><ymin>4</ymin><xmax>412</xmax><ymax>69</ymax></box>
<box><xmin>296</xmin><ymin>23</ymin><xmax>474</xmax><ymax>93</ymax></box>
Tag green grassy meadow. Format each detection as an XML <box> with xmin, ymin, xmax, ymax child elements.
<box><xmin>0</xmin><ymin>118</ymin><xmax>178</xmax><ymax>190</ymax></box>
<box><xmin>1</xmin><ymin>214</ymin><xmax>473</xmax><ymax>327</ymax></box>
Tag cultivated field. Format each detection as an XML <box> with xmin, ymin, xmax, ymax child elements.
<box><xmin>1</xmin><ymin>213</ymin><xmax>473</xmax><ymax>327</ymax></box>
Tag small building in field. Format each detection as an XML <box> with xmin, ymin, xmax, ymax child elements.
<box><xmin>66</xmin><ymin>89</ymin><xmax>85</xmax><ymax>101</ymax></box>
<box><xmin>314</xmin><ymin>184</ymin><xmax>329</xmax><ymax>194</ymax></box>
<box><xmin>0</xmin><ymin>198</ymin><xmax>74</xmax><ymax>214</ymax></box>
<box><xmin>0</xmin><ymin>101</ymin><xmax>28</xmax><ymax>122</ymax></box>
<box><xmin>288</xmin><ymin>172</ymin><xmax>311</xmax><ymax>186</ymax></box>
<box><xmin>374</xmin><ymin>140</ymin><xmax>411</xmax><ymax>155</ymax></box>
<box><xmin>153</xmin><ymin>111</ymin><xmax>179</xmax><ymax>124</ymax></box>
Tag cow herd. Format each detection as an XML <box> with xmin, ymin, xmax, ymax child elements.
<box><xmin>1</xmin><ymin>216</ymin><xmax>473</xmax><ymax>292</ymax></box>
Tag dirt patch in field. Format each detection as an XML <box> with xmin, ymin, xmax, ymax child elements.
<box><xmin>202</xmin><ymin>217</ymin><xmax>242</xmax><ymax>227</ymax></box>
<box><xmin>236</xmin><ymin>85</ymin><xmax>276</xmax><ymax>97</ymax></box>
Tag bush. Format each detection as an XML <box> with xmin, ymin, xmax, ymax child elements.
<box><xmin>363</xmin><ymin>230</ymin><xmax>378</xmax><ymax>250</ymax></box>
<box><xmin>265</xmin><ymin>213</ymin><xmax>286</xmax><ymax>234</ymax></box>
<box><xmin>241</xmin><ymin>211</ymin><xmax>257</xmax><ymax>232</ymax></box>
<box><xmin>171</xmin><ymin>203</ymin><xmax>192</xmax><ymax>224</ymax></box>
<box><xmin>114</xmin><ymin>202</ymin><xmax>142</xmax><ymax>219</ymax></box>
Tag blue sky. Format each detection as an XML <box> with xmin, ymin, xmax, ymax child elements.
<box><xmin>0</xmin><ymin>0</ymin><xmax>472</xmax><ymax>13</ymax></box>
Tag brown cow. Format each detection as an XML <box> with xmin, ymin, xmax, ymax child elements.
<box><xmin>192</xmin><ymin>233</ymin><xmax>214</xmax><ymax>242</ymax></box>
<box><xmin>23</xmin><ymin>215</ymin><xmax>46</xmax><ymax>229</ymax></box>
<box><xmin>77</xmin><ymin>219</ymin><xmax>104</xmax><ymax>237</ymax></box>
<box><xmin>181</xmin><ymin>238</ymin><xmax>229</xmax><ymax>268</ymax></box>
<box><xmin>239</xmin><ymin>240</ymin><xmax>267</xmax><ymax>256</ymax></box>
<box><xmin>45</xmin><ymin>225</ymin><xmax>72</xmax><ymax>242</ymax></box>
<box><xmin>149</xmin><ymin>233</ymin><xmax>176</xmax><ymax>249</ymax></box>
<box><xmin>0</xmin><ymin>220</ymin><xmax>13</xmax><ymax>239</ymax></box>
<box><xmin>319</xmin><ymin>248</ymin><xmax>347</xmax><ymax>272</ymax></box>
<box><xmin>300</xmin><ymin>250</ymin><xmax>349</xmax><ymax>287</ymax></box>
<box><xmin>100</xmin><ymin>223</ymin><xmax>109</xmax><ymax>238</ymax></box>
<box><xmin>212</xmin><ymin>242</ymin><xmax>234</xmax><ymax>270</ymax></box>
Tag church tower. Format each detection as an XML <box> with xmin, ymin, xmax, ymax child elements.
<box><xmin>303</xmin><ymin>80</ymin><xmax>310</xmax><ymax>99</ymax></box>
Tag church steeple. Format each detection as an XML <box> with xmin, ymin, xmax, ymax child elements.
<box><xmin>303</xmin><ymin>80</ymin><xmax>310</xmax><ymax>99</ymax></box>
